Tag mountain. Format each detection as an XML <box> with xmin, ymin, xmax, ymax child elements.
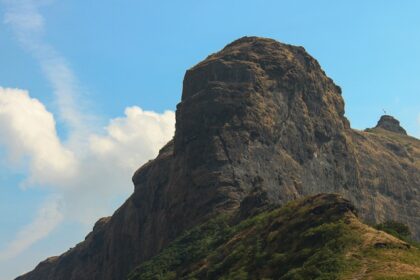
<box><xmin>16</xmin><ymin>37</ymin><xmax>420</xmax><ymax>280</ymax></box>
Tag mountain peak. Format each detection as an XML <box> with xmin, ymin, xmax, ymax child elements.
<box><xmin>375</xmin><ymin>115</ymin><xmax>407</xmax><ymax>135</ymax></box>
<box><xmin>182</xmin><ymin>36</ymin><xmax>342</xmax><ymax>100</ymax></box>
<box><xmin>176</xmin><ymin>36</ymin><xmax>349</xmax><ymax>160</ymax></box>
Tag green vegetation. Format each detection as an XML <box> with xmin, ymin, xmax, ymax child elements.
<box><xmin>375</xmin><ymin>221</ymin><xmax>411</xmax><ymax>241</ymax></box>
<box><xmin>127</xmin><ymin>194</ymin><xmax>420</xmax><ymax>280</ymax></box>
<box><xmin>374</xmin><ymin>220</ymin><xmax>420</xmax><ymax>249</ymax></box>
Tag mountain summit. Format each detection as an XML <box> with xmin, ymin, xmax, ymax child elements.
<box><xmin>374</xmin><ymin>114</ymin><xmax>407</xmax><ymax>135</ymax></box>
<box><xmin>17</xmin><ymin>37</ymin><xmax>420</xmax><ymax>280</ymax></box>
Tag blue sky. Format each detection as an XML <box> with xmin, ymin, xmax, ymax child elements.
<box><xmin>0</xmin><ymin>1</ymin><xmax>419</xmax><ymax>279</ymax></box>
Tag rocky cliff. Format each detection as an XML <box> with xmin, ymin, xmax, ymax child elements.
<box><xmin>16</xmin><ymin>37</ymin><xmax>420</xmax><ymax>280</ymax></box>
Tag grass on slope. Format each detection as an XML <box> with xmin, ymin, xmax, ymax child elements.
<box><xmin>128</xmin><ymin>194</ymin><xmax>420</xmax><ymax>280</ymax></box>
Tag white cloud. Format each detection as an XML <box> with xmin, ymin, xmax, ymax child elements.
<box><xmin>60</xmin><ymin>106</ymin><xmax>175</xmax><ymax>224</ymax></box>
<box><xmin>0</xmin><ymin>196</ymin><xmax>63</xmax><ymax>261</ymax></box>
<box><xmin>0</xmin><ymin>88</ymin><xmax>77</xmax><ymax>185</ymax></box>
<box><xmin>0</xmin><ymin>87</ymin><xmax>175</xmax><ymax>259</ymax></box>
<box><xmin>90</xmin><ymin>107</ymin><xmax>175</xmax><ymax>169</ymax></box>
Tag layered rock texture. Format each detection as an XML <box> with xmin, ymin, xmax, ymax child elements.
<box><xmin>17</xmin><ymin>37</ymin><xmax>420</xmax><ymax>280</ymax></box>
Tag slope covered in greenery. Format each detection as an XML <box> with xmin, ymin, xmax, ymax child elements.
<box><xmin>128</xmin><ymin>194</ymin><xmax>420</xmax><ymax>280</ymax></box>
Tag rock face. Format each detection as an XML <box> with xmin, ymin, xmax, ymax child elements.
<box><xmin>16</xmin><ymin>37</ymin><xmax>420</xmax><ymax>280</ymax></box>
<box><xmin>375</xmin><ymin>115</ymin><xmax>407</xmax><ymax>135</ymax></box>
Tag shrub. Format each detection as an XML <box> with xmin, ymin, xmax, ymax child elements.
<box><xmin>375</xmin><ymin>220</ymin><xmax>411</xmax><ymax>240</ymax></box>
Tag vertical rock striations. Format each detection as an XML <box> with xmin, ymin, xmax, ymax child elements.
<box><xmin>16</xmin><ymin>37</ymin><xmax>420</xmax><ymax>280</ymax></box>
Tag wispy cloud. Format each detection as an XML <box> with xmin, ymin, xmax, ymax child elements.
<box><xmin>3</xmin><ymin>0</ymin><xmax>90</xmax><ymax>139</ymax></box>
<box><xmin>0</xmin><ymin>195</ymin><xmax>63</xmax><ymax>261</ymax></box>
<box><xmin>3</xmin><ymin>0</ymin><xmax>45</xmax><ymax>31</ymax></box>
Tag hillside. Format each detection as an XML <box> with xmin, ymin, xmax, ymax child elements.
<box><xmin>128</xmin><ymin>194</ymin><xmax>420</xmax><ymax>280</ymax></box>
<box><xmin>17</xmin><ymin>37</ymin><xmax>420</xmax><ymax>280</ymax></box>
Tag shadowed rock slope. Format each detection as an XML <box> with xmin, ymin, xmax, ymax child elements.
<box><xmin>16</xmin><ymin>37</ymin><xmax>420</xmax><ymax>280</ymax></box>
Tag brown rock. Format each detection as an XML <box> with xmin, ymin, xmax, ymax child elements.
<box><xmin>374</xmin><ymin>115</ymin><xmax>407</xmax><ymax>135</ymax></box>
<box><xmin>16</xmin><ymin>36</ymin><xmax>420</xmax><ymax>280</ymax></box>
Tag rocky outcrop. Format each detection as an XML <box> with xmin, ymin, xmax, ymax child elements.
<box><xmin>374</xmin><ymin>115</ymin><xmax>407</xmax><ymax>135</ymax></box>
<box><xmin>16</xmin><ymin>37</ymin><xmax>420</xmax><ymax>280</ymax></box>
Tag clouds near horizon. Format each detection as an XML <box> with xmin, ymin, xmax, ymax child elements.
<box><xmin>0</xmin><ymin>87</ymin><xmax>175</xmax><ymax>261</ymax></box>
